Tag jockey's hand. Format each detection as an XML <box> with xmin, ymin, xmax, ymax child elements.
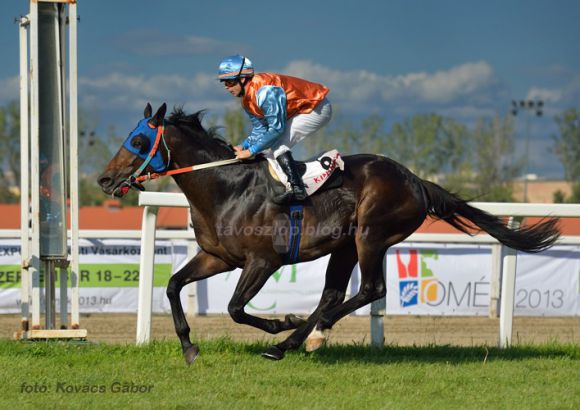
<box><xmin>235</xmin><ymin>149</ymin><xmax>252</xmax><ymax>160</ymax></box>
<box><xmin>233</xmin><ymin>145</ymin><xmax>244</xmax><ymax>153</ymax></box>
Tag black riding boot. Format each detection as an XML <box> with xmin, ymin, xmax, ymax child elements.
<box><xmin>272</xmin><ymin>151</ymin><xmax>307</xmax><ymax>204</ymax></box>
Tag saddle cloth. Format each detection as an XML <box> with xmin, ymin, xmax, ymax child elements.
<box><xmin>267</xmin><ymin>149</ymin><xmax>345</xmax><ymax>196</ymax></box>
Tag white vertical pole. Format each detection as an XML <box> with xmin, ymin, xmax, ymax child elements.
<box><xmin>488</xmin><ymin>243</ymin><xmax>502</xmax><ymax>318</ymax></box>
<box><xmin>370</xmin><ymin>253</ymin><xmax>387</xmax><ymax>347</ymax></box>
<box><xmin>19</xmin><ymin>15</ymin><xmax>31</xmax><ymax>331</ymax></box>
<box><xmin>29</xmin><ymin>0</ymin><xmax>41</xmax><ymax>329</ymax></box>
<box><xmin>136</xmin><ymin>206</ymin><xmax>158</xmax><ymax>344</ymax></box>
<box><xmin>186</xmin><ymin>212</ymin><xmax>198</xmax><ymax>317</ymax></box>
<box><xmin>68</xmin><ymin>1</ymin><xmax>80</xmax><ymax>329</ymax></box>
<box><xmin>499</xmin><ymin>217</ymin><xmax>519</xmax><ymax>348</ymax></box>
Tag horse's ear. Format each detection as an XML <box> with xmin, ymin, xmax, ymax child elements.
<box><xmin>144</xmin><ymin>103</ymin><xmax>152</xmax><ymax>118</ymax></box>
<box><xmin>149</xmin><ymin>103</ymin><xmax>167</xmax><ymax>127</ymax></box>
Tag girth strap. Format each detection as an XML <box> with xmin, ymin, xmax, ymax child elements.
<box><xmin>286</xmin><ymin>204</ymin><xmax>304</xmax><ymax>264</ymax></box>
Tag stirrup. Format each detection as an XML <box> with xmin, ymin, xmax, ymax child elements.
<box><xmin>272</xmin><ymin>190</ymin><xmax>296</xmax><ymax>205</ymax></box>
<box><xmin>272</xmin><ymin>187</ymin><xmax>306</xmax><ymax>205</ymax></box>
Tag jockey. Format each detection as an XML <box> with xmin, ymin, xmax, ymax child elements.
<box><xmin>218</xmin><ymin>54</ymin><xmax>332</xmax><ymax>204</ymax></box>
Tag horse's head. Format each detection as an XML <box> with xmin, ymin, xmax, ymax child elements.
<box><xmin>98</xmin><ymin>103</ymin><xmax>169</xmax><ymax>197</ymax></box>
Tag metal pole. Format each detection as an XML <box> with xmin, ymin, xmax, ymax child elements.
<box><xmin>44</xmin><ymin>260</ymin><xmax>56</xmax><ymax>329</ymax></box>
<box><xmin>59</xmin><ymin>265</ymin><xmax>68</xmax><ymax>327</ymax></box>
<box><xmin>523</xmin><ymin>112</ymin><xmax>531</xmax><ymax>202</ymax></box>
<box><xmin>29</xmin><ymin>0</ymin><xmax>41</xmax><ymax>330</ymax></box>
<box><xmin>68</xmin><ymin>1</ymin><xmax>80</xmax><ymax>329</ymax></box>
<box><xmin>19</xmin><ymin>15</ymin><xmax>31</xmax><ymax>332</ymax></box>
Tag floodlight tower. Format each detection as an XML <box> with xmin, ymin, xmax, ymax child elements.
<box><xmin>510</xmin><ymin>99</ymin><xmax>544</xmax><ymax>202</ymax></box>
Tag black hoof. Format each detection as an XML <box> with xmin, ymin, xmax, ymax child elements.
<box><xmin>183</xmin><ymin>345</ymin><xmax>200</xmax><ymax>365</ymax></box>
<box><xmin>261</xmin><ymin>345</ymin><xmax>285</xmax><ymax>361</ymax></box>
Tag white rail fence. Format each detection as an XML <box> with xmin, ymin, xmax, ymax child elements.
<box><xmin>136</xmin><ymin>192</ymin><xmax>580</xmax><ymax>347</ymax></box>
<box><xmin>2</xmin><ymin>194</ymin><xmax>578</xmax><ymax>346</ymax></box>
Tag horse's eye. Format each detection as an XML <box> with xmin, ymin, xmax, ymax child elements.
<box><xmin>131</xmin><ymin>135</ymin><xmax>150</xmax><ymax>154</ymax></box>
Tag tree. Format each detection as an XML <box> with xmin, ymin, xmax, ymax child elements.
<box><xmin>221</xmin><ymin>108</ymin><xmax>248</xmax><ymax>146</ymax></box>
<box><xmin>384</xmin><ymin>114</ymin><xmax>468</xmax><ymax>179</ymax></box>
<box><xmin>470</xmin><ymin>114</ymin><xmax>521</xmax><ymax>202</ymax></box>
<box><xmin>552</xmin><ymin>108</ymin><xmax>580</xmax><ymax>203</ymax></box>
<box><xmin>0</xmin><ymin>101</ymin><xmax>21</xmax><ymax>203</ymax></box>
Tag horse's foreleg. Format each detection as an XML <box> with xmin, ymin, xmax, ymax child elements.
<box><xmin>227</xmin><ymin>258</ymin><xmax>297</xmax><ymax>335</ymax></box>
<box><xmin>166</xmin><ymin>250</ymin><xmax>232</xmax><ymax>365</ymax></box>
<box><xmin>263</xmin><ymin>244</ymin><xmax>358</xmax><ymax>360</ymax></box>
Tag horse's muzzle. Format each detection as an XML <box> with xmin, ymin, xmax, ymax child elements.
<box><xmin>97</xmin><ymin>172</ymin><xmax>121</xmax><ymax>196</ymax></box>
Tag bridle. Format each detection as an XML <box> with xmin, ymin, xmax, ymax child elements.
<box><xmin>113</xmin><ymin>121</ymin><xmax>240</xmax><ymax>197</ymax></box>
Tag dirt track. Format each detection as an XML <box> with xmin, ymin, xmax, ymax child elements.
<box><xmin>1</xmin><ymin>314</ymin><xmax>578</xmax><ymax>346</ymax></box>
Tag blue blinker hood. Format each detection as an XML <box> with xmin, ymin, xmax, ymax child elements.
<box><xmin>122</xmin><ymin>117</ymin><xmax>167</xmax><ymax>172</ymax></box>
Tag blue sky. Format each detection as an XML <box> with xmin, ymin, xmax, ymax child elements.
<box><xmin>1</xmin><ymin>0</ymin><xmax>579</xmax><ymax>178</ymax></box>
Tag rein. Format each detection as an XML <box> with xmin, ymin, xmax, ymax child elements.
<box><xmin>114</xmin><ymin>122</ymin><xmax>240</xmax><ymax>196</ymax></box>
<box><xmin>134</xmin><ymin>158</ymin><xmax>241</xmax><ymax>182</ymax></box>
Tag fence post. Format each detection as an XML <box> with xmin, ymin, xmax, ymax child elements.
<box><xmin>489</xmin><ymin>243</ymin><xmax>502</xmax><ymax>318</ymax></box>
<box><xmin>499</xmin><ymin>217</ymin><xmax>520</xmax><ymax>348</ymax></box>
<box><xmin>136</xmin><ymin>205</ymin><xmax>158</xmax><ymax>345</ymax></box>
<box><xmin>186</xmin><ymin>212</ymin><xmax>198</xmax><ymax>317</ymax></box>
<box><xmin>370</xmin><ymin>253</ymin><xmax>387</xmax><ymax>347</ymax></box>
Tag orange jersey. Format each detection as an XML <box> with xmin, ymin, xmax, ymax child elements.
<box><xmin>241</xmin><ymin>73</ymin><xmax>329</xmax><ymax>120</ymax></box>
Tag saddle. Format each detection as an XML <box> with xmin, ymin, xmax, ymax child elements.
<box><xmin>267</xmin><ymin>150</ymin><xmax>345</xmax><ymax>196</ymax></box>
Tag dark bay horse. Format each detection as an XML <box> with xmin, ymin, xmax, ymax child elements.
<box><xmin>98</xmin><ymin>103</ymin><xmax>560</xmax><ymax>364</ymax></box>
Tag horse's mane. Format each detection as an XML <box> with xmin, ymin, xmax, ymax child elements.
<box><xmin>168</xmin><ymin>107</ymin><xmax>233</xmax><ymax>153</ymax></box>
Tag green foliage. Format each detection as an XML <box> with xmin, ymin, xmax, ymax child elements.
<box><xmin>2</xmin><ymin>100</ymin><xmax>578</xmax><ymax>206</ymax></box>
<box><xmin>0</xmin><ymin>101</ymin><xmax>21</xmax><ymax>203</ymax></box>
<box><xmin>463</xmin><ymin>115</ymin><xmax>520</xmax><ymax>202</ymax></box>
<box><xmin>221</xmin><ymin>107</ymin><xmax>249</xmax><ymax>146</ymax></box>
<box><xmin>552</xmin><ymin>108</ymin><xmax>580</xmax><ymax>183</ymax></box>
<box><xmin>0</xmin><ymin>339</ymin><xmax>577</xmax><ymax>409</ymax></box>
<box><xmin>553</xmin><ymin>183</ymin><xmax>580</xmax><ymax>204</ymax></box>
<box><xmin>553</xmin><ymin>189</ymin><xmax>566</xmax><ymax>203</ymax></box>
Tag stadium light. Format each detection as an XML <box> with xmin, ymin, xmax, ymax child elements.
<box><xmin>510</xmin><ymin>99</ymin><xmax>544</xmax><ymax>202</ymax></box>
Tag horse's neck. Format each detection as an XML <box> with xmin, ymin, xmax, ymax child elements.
<box><xmin>170</xmin><ymin>160</ymin><xmax>268</xmax><ymax>249</ymax></box>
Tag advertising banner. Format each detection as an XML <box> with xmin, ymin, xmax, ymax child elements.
<box><xmin>385</xmin><ymin>243</ymin><xmax>579</xmax><ymax>316</ymax></box>
<box><xmin>0</xmin><ymin>238</ymin><xmax>578</xmax><ymax>316</ymax></box>
<box><xmin>0</xmin><ymin>239</ymin><xmax>188</xmax><ymax>314</ymax></box>
<box><xmin>386</xmin><ymin>243</ymin><xmax>493</xmax><ymax>316</ymax></box>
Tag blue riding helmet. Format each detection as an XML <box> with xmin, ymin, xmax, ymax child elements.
<box><xmin>218</xmin><ymin>55</ymin><xmax>254</xmax><ymax>80</ymax></box>
<box><xmin>122</xmin><ymin>117</ymin><xmax>168</xmax><ymax>172</ymax></box>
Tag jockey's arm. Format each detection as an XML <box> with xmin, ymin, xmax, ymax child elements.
<box><xmin>241</xmin><ymin>86</ymin><xmax>287</xmax><ymax>155</ymax></box>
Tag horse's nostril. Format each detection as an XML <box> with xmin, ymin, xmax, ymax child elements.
<box><xmin>98</xmin><ymin>175</ymin><xmax>112</xmax><ymax>188</ymax></box>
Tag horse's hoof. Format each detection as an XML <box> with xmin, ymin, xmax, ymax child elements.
<box><xmin>183</xmin><ymin>345</ymin><xmax>200</xmax><ymax>365</ymax></box>
<box><xmin>305</xmin><ymin>329</ymin><xmax>328</xmax><ymax>352</ymax></box>
<box><xmin>261</xmin><ymin>345</ymin><xmax>285</xmax><ymax>360</ymax></box>
<box><xmin>285</xmin><ymin>314</ymin><xmax>307</xmax><ymax>328</ymax></box>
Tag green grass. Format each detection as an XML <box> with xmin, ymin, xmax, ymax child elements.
<box><xmin>0</xmin><ymin>338</ymin><xmax>578</xmax><ymax>409</ymax></box>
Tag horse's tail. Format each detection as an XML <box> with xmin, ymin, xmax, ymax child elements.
<box><xmin>420</xmin><ymin>180</ymin><xmax>560</xmax><ymax>253</ymax></box>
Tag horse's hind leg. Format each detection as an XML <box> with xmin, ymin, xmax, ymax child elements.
<box><xmin>166</xmin><ymin>250</ymin><xmax>232</xmax><ymax>365</ymax></box>
<box><xmin>262</xmin><ymin>243</ymin><xmax>358</xmax><ymax>360</ymax></box>
<box><xmin>314</xmin><ymin>231</ymin><xmax>389</xmax><ymax>336</ymax></box>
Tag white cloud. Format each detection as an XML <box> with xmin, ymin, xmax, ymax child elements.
<box><xmin>79</xmin><ymin>71</ymin><xmax>226</xmax><ymax>112</ymax></box>
<box><xmin>115</xmin><ymin>30</ymin><xmax>245</xmax><ymax>57</ymax></box>
<box><xmin>0</xmin><ymin>76</ymin><xmax>19</xmax><ymax>103</ymax></box>
<box><xmin>526</xmin><ymin>87</ymin><xmax>563</xmax><ymax>103</ymax></box>
<box><xmin>283</xmin><ymin>60</ymin><xmax>497</xmax><ymax>108</ymax></box>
